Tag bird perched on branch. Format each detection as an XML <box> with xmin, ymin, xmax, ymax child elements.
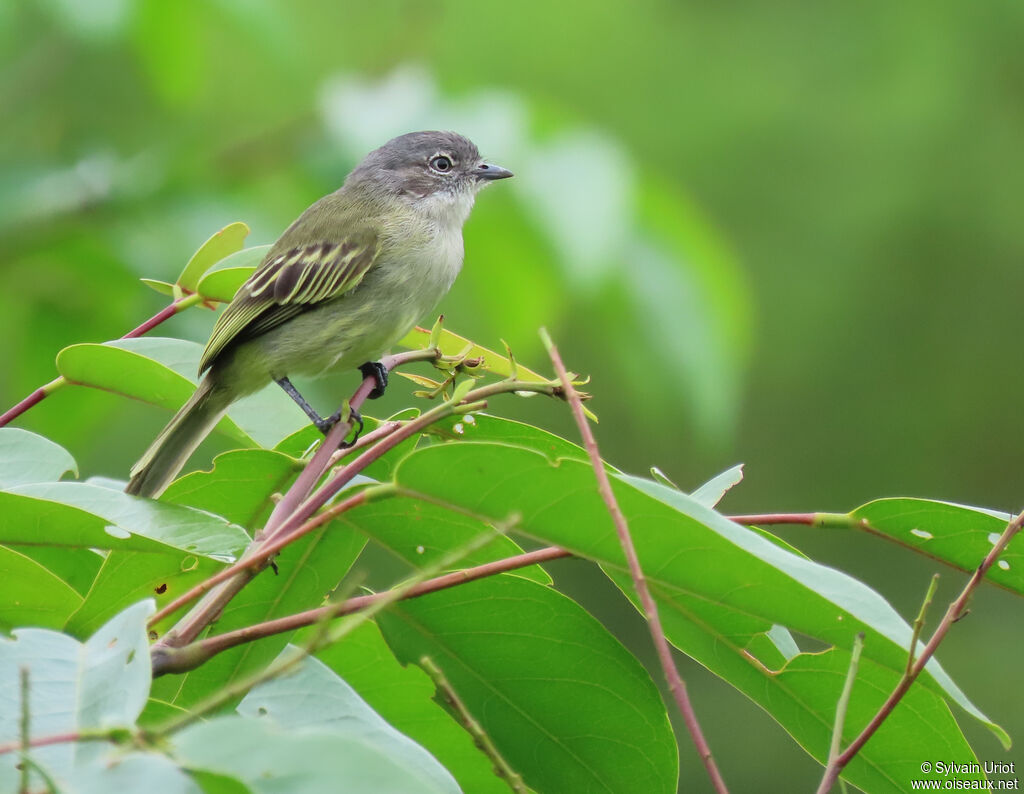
<box><xmin>126</xmin><ymin>130</ymin><xmax>512</xmax><ymax>498</ymax></box>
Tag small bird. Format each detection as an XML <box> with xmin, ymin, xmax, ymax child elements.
<box><xmin>126</xmin><ymin>131</ymin><xmax>512</xmax><ymax>498</ymax></box>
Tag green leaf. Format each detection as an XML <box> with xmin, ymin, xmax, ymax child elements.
<box><xmin>339</xmin><ymin>493</ymin><xmax>551</xmax><ymax>585</ymax></box>
<box><xmin>399</xmin><ymin>324</ymin><xmax>548</xmax><ymax>381</ymax></box>
<box><xmin>851</xmin><ymin>498</ymin><xmax>1024</xmax><ymax>597</ymax></box>
<box><xmin>376</xmin><ymin>574</ymin><xmax>678</xmax><ymax>794</ymax></box>
<box><xmin>189</xmin><ymin>769</ymin><xmax>252</xmax><ymax>794</ymax></box>
<box><xmin>310</xmin><ymin>620</ymin><xmax>509</xmax><ymax>794</ymax></box>
<box><xmin>0</xmin><ymin>492</ymin><xmax>212</xmax><ymax>563</ymax></box>
<box><xmin>1</xmin><ymin>483</ymin><xmax>243</xmax><ymax>634</ymax></box>
<box><xmin>138</xmin><ymin>696</ymin><xmax>190</xmax><ymax>729</ymax></box>
<box><xmin>64</xmin><ymin>549</ymin><xmax>219</xmax><ymax>639</ymax></box>
<box><xmin>195</xmin><ymin>245</ymin><xmax>271</xmax><ymax>302</ymax></box>
<box><xmin>388</xmin><ymin>443</ymin><xmax>1004</xmax><ymax>790</ymax></box>
<box><xmin>57</xmin><ymin>339</ymin><xmax>251</xmax><ymax>446</ymax></box>
<box><xmin>760</xmin><ymin>645</ymin><xmax>988</xmax><ymax>791</ymax></box>
<box><xmin>0</xmin><ymin>427</ymin><xmax>78</xmax><ymax>487</ymax></box>
<box><xmin>140</xmin><ymin>278</ymin><xmax>177</xmax><ymax>297</ymax></box>
<box><xmin>427</xmin><ymin>412</ymin><xmax>591</xmax><ymax>464</ymax></box>
<box><xmin>272</xmin><ymin>424</ymin><xmax>325</xmax><ymax>458</ymax></box>
<box><xmin>73</xmin><ymin>752</ymin><xmax>205</xmax><ymax>794</ymax></box>
<box><xmin>56</xmin><ymin>338</ymin><xmax>310</xmax><ymax>448</ymax></box>
<box><xmin>177</xmin><ymin>222</ymin><xmax>250</xmax><ymax>292</ymax></box>
<box><xmin>0</xmin><ymin>601</ymin><xmax>154</xmax><ymax>789</ymax></box>
<box><xmin>0</xmin><ymin>545</ymin><xmax>82</xmax><ymax>630</ymax></box>
<box><xmin>11</xmin><ymin>544</ymin><xmax>102</xmax><ymax>596</ymax></box>
<box><xmin>162</xmin><ymin>449</ymin><xmax>300</xmax><ymax>529</ymax></box>
<box><xmin>171</xmin><ymin>712</ymin><xmax>458</xmax><ymax>794</ymax></box>
<box><xmin>6</xmin><ymin>482</ymin><xmax>249</xmax><ymax>560</ymax></box>
<box><xmin>235</xmin><ymin>650</ymin><xmax>461</xmax><ymax>793</ymax></box>
<box><xmin>690</xmin><ymin>462</ymin><xmax>744</xmax><ymax>508</ymax></box>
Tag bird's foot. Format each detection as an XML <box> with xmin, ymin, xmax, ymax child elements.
<box><xmin>318</xmin><ymin>405</ymin><xmax>364</xmax><ymax>448</ymax></box>
<box><xmin>359</xmin><ymin>361</ymin><xmax>389</xmax><ymax>399</ymax></box>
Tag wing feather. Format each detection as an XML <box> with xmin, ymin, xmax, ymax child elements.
<box><xmin>199</xmin><ymin>230</ymin><xmax>379</xmax><ymax>373</ymax></box>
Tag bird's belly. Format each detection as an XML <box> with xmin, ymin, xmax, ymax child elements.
<box><xmin>264</xmin><ymin>259</ymin><xmax>457</xmax><ymax>379</ymax></box>
<box><xmin>229</xmin><ymin>227</ymin><xmax>462</xmax><ymax>389</ymax></box>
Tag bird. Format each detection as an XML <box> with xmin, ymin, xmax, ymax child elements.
<box><xmin>126</xmin><ymin>130</ymin><xmax>512</xmax><ymax>498</ymax></box>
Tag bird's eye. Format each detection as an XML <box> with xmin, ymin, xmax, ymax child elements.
<box><xmin>429</xmin><ymin>155</ymin><xmax>453</xmax><ymax>173</ymax></box>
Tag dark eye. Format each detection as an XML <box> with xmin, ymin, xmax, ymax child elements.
<box><xmin>429</xmin><ymin>155</ymin><xmax>453</xmax><ymax>173</ymax></box>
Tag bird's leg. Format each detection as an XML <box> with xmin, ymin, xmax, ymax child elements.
<box><xmin>359</xmin><ymin>361</ymin><xmax>389</xmax><ymax>399</ymax></box>
<box><xmin>275</xmin><ymin>377</ymin><xmax>363</xmax><ymax>444</ymax></box>
<box><xmin>276</xmin><ymin>377</ymin><xmax>328</xmax><ymax>429</ymax></box>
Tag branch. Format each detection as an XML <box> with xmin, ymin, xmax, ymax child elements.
<box><xmin>152</xmin><ymin>360</ymin><xmax>564</xmax><ymax>657</ymax></box>
<box><xmin>728</xmin><ymin>513</ymin><xmax>856</xmax><ymax>528</ymax></box>
<box><xmin>0</xmin><ymin>728</ymin><xmax>127</xmax><ymax>757</ymax></box>
<box><xmin>421</xmin><ymin>656</ymin><xmax>528</xmax><ymax>793</ymax></box>
<box><xmin>0</xmin><ymin>292</ymin><xmax>204</xmax><ymax>427</ymax></box>
<box><xmin>18</xmin><ymin>668</ymin><xmax>29</xmax><ymax>794</ymax></box>
<box><xmin>905</xmin><ymin>573</ymin><xmax>939</xmax><ymax>676</ymax></box>
<box><xmin>815</xmin><ymin>633</ymin><xmax>864</xmax><ymax>794</ymax></box>
<box><xmin>540</xmin><ymin>328</ymin><xmax>730</xmax><ymax>794</ymax></box>
<box><xmin>148</xmin><ymin>488</ymin><xmax>379</xmax><ymax>632</ymax></box>
<box><xmin>815</xmin><ymin>506</ymin><xmax>1024</xmax><ymax>792</ymax></box>
<box><xmin>151</xmin><ymin>350</ymin><xmax>441</xmax><ymax>647</ymax></box>
<box><xmin>259</xmin><ymin>348</ymin><xmax>439</xmax><ymax>543</ymax></box>
<box><xmin>151</xmin><ymin>520</ymin><xmax>513</xmax><ymax>737</ymax></box>
<box><xmin>153</xmin><ymin>546</ymin><xmax>572</xmax><ymax>675</ymax></box>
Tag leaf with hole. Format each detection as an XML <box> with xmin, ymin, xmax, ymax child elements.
<box><xmin>387</xmin><ymin>442</ymin><xmax>1003</xmax><ymax>792</ymax></box>
<box><xmin>851</xmin><ymin>498</ymin><xmax>1024</xmax><ymax>597</ymax></box>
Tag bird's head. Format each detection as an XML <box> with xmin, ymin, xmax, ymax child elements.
<box><xmin>348</xmin><ymin>130</ymin><xmax>513</xmax><ymax>225</ymax></box>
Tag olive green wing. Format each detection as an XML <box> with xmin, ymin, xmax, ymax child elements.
<box><xmin>199</xmin><ymin>230</ymin><xmax>379</xmax><ymax>373</ymax></box>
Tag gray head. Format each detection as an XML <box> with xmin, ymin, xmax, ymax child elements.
<box><xmin>346</xmin><ymin>131</ymin><xmax>512</xmax><ymax>223</ymax></box>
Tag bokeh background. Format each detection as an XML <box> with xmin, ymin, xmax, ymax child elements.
<box><xmin>3</xmin><ymin>0</ymin><xmax>1023</xmax><ymax>788</ymax></box>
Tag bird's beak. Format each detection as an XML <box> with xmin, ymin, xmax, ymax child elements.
<box><xmin>475</xmin><ymin>162</ymin><xmax>514</xmax><ymax>181</ymax></box>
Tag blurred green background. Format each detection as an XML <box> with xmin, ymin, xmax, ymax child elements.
<box><xmin>3</xmin><ymin>0</ymin><xmax>1022</xmax><ymax>788</ymax></box>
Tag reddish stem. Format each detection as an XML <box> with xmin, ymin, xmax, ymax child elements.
<box><xmin>543</xmin><ymin>331</ymin><xmax>730</xmax><ymax>794</ymax></box>
<box><xmin>729</xmin><ymin>513</ymin><xmax>818</xmax><ymax>525</ymax></box>
<box><xmin>0</xmin><ymin>387</ymin><xmax>48</xmax><ymax>428</ymax></box>
<box><xmin>149</xmin><ymin>489</ymin><xmax>371</xmax><ymax>629</ymax></box>
<box><xmin>0</xmin><ymin>732</ymin><xmax>89</xmax><ymax>756</ymax></box>
<box><xmin>155</xmin><ymin>546</ymin><xmax>572</xmax><ymax>674</ymax></box>
<box><xmin>123</xmin><ymin>301</ymin><xmax>180</xmax><ymax>338</ymax></box>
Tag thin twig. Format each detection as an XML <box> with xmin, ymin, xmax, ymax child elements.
<box><xmin>0</xmin><ymin>729</ymin><xmax>123</xmax><ymax>757</ymax></box>
<box><xmin>815</xmin><ymin>507</ymin><xmax>1024</xmax><ymax>792</ymax></box>
<box><xmin>154</xmin><ymin>546</ymin><xmax>571</xmax><ymax>674</ymax></box>
<box><xmin>540</xmin><ymin>328</ymin><xmax>729</xmax><ymax>794</ymax></box>
<box><xmin>815</xmin><ymin>633</ymin><xmax>864</xmax><ymax>794</ymax></box>
<box><xmin>327</xmin><ymin>420</ymin><xmax>404</xmax><ymax>466</ymax></box>
<box><xmin>0</xmin><ymin>380</ymin><xmax>61</xmax><ymax>428</ymax></box>
<box><xmin>906</xmin><ymin>574</ymin><xmax>939</xmax><ymax>676</ymax></box>
<box><xmin>18</xmin><ymin>668</ymin><xmax>29</xmax><ymax>794</ymax></box>
<box><xmin>728</xmin><ymin>513</ymin><xmax>856</xmax><ymax>528</ymax></box>
<box><xmin>421</xmin><ymin>656</ymin><xmax>528</xmax><ymax>793</ymax></box>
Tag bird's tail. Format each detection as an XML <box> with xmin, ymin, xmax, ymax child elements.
<box><xmin>125</xmin><ymin>378</ymin><xmax>231</xmax><ymax>498</ymax></box>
